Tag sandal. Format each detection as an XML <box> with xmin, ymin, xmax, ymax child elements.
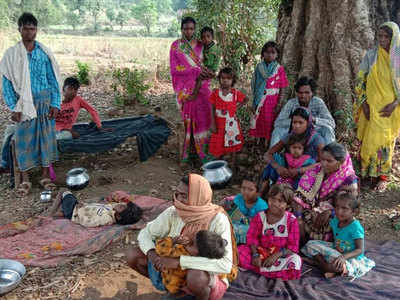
<box><xmin>16</xmin><ymin>181</ymin><xmax>32</xmax><ymax>197</ymax></box>
<box><xmin>39</xmin><ymin>178</ymin><xmax>57</xmax><ymax>191</ymax></box>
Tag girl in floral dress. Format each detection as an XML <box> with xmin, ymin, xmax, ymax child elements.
<box><xmin>209</xmin><ymin>67</ymin><xmax>248</xmax><ymax>163</ymax></box>
<box><xmin>238</xmin><ymin>184</ymin><xmax>302</xmax><ymax>280</ymax></box>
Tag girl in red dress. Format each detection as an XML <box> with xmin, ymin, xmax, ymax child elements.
<box><xmin>209</xmin><ymin>67</ymin><xmax>248</xmax><ymax>164</ymax></box>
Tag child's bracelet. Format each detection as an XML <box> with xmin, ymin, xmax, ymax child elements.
<box><xmin>331</xmin><ymin>209</ymin><xmax>336</xmax><ymax>218</ymax></box>
<box><xmin>297</xmin><ymin>168</ymin><xmax>301</xmax><ymax>175</ymax></box>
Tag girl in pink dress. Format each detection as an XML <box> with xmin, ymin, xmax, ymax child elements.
<box><xmin>169</xmin><ymin>17</ymin><xmax>213</xmax><ymax>164</ymax></box>
<box><xmin>238</xmin><ymin>184</ymin><xmax>302</xmax><ymax>280</ymax></box>
<box><xmin>249</xmin><ymin>41</ymin><xmax>288</xmax><ymax>147</ymax></box>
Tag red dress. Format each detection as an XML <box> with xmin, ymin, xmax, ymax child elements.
<box><xmin>209</xmin><ymin>89</ymin><xmax>245</xmax><ymax>157</ymax></box>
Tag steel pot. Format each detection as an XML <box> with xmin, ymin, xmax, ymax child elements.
<box><xmin>201</xmin><ymin>160</ymin><xmax>232</xmax><ymax>189</ymax></box>
<box><xmin>66</xmin><ymin>168</ymin><xmax>90</xmax><ymax>191</ymax></box>
<box><xmin>40</xmin><ymin>190</ymin><xmax>52</xmax><ymax>203</ymax></box>
<box><xmin>0</xmin><ymin>259</ymin><xmax>26</xmax><ymax>295</ymax></box>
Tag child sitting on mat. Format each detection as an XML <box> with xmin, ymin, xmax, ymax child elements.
<box><xmin>238</xmin><ymin>184</ymin><xmax>302</xmax><ymax>280</ymax></box>
<box><xmin>224</xmin><ymin>177</ymin><xmax>268</xmax><ymax>244</ymax></box>
<box><xmin>155</xmin><ymin>230</ymin><xmax>227</xmax><ymax>295</ymax></box>
<box><xmin>302</xmin><ymin>192</ymin><xmax>375</xmax><ymax>279</ymax></box>
<box><xmin>44</xmin><ymin>189</ymin><xmax>142</xmax><ymax>227</ymax></box>
<box><xmin>56</xmin><ymin>77</ymin><xmax>111</xmax><ymax>140</ymax></box>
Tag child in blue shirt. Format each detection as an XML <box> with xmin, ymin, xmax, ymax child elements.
<box><xmin>224</xmin><ymin>178</ymin><xmax>268</xmax><ymax>244</ymax></box>
<box><xmin>301</xmin><ymin>191</ymin><xmax>375</xmax><ymax>279</ymax></box>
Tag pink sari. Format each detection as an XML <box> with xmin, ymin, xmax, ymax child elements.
<box><xmin>295</xmin><ymin>153</ymin><xmax>358</xmax><ymax>240</ymax></box>
<box><xmin>170</xmin><ymin>39</ymin><xmax>212</xmax><ymax>163</ymax></box>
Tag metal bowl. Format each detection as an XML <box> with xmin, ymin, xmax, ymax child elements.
<box><xmin>202</xmin><ymin>160</ymin><xmax>232</xmax><ymax>189</ymax></box>
<box><xmin>66</xmin><ymin>168</ymin><xmax>90</xmax><ymax>191</ymax></box>
<box><xmin>40</xmin><ymin>190</ymin><xmax>52</xmax><ymax>203</ymax></box>
<box><xmin>0</xmin><ymin>259</ymin><xmax>26</xmax><ymax>295</ymax></box>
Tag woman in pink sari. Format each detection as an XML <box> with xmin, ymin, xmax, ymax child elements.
<box><xmin>170</xmin><ymin>17</ymin><xmax>213</xmax><ymax>164</ymax></box>
<box><xmin>292</xmin><ymin>142</ymin><xmax>358</xmax><ymax>243</ymax></box>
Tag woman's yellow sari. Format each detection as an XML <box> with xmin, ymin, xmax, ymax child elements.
<box><xmin>355</xmin><ymin>22</ymin><xmax>400</xmax><ymax>177</ymax></box>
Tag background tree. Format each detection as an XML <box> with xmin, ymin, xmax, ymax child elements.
<box><xmin>276</xmin><ymin>0</ymin><xmax>399</xmax><ymax>137</ymax></box>
<box><xmin>116</xmin><ymin>9</ymin><xmax>130</xmax><ymax>30</ymax></box>
<box><xmin>63</xmin><ymin>0</ymin><xmax>88</xmax><ymax>30</ymax></box>
<box><xmin>85</xmin><ymin>0</ymin><xmax>105</xmax><ymax>32</ymax></box>
<box><xmin>132</xmin><ymin>0</ymin><xmax>158</xmax><ymax>35</ymax></box>
<box><xmin>106</xmin><ymin>7</ymin><xmax>117</xmax><ymax>30</ymax></box>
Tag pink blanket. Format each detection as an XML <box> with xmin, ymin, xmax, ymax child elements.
<box><xmin>0</xmin><ymin>195</ymin><xmax>171</xmax><ymax>267</ymax></box>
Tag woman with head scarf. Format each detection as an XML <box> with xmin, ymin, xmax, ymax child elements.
<box><xmin>354</xmin><ymin>21</ymin><xmax>400</xmax><ymax>191</ymax></box>
<box><xmin>127</xmin><ymin>174</ymin><xmax>238</xmax><ymax>300</ymax></box>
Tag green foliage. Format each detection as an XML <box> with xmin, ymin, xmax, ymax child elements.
<box><xmin>0</xmin><ymin>0</ymin><xmax>10</xmax><ymax>28</ymax></box>
<box><xmin>167</xmin><ymin>19</ymin><xmax>180</xmax><ymax>37</ymax></box>
<box><xmin>172</xmin><ymin>0</ymin><xmax>190</xmax><ymax>10</ymax></box>
<box><xmin>4</xmin><ymin>0</ymin><xmax>62</xmax><ymax>28</ymax></box>
<box><xmin>75</xmin><ymin>61</ymin><xmax>90</xmax><ymax>85</ymax></box>
<box><xmin>65</xmin><ymin>11</ymin><xmax>81</xmax><ymax>30</ymax></box>
<box><xmin>132</xmin><ymin>0</ymin><xmax>158</xmax><ymax>35</ymax></box>
<box><xmin>111</xmin><ymin>67</ymin><xmax>150</xmax><ymax>106</ymax></box>
<box><xmin>105</xmin><ymin>7</ymin><xmax>116</xmax><ymax>30</ymax></box>
<box><xmin>85</xmin><ymin>0</ymin><xmax>105</xmax><ymax>32</ymax></box>
<box><xmin>115</xmin><ymin>9</ymin><xmax>130</xmax><ymax>30</ymax></box>
<box><xmin>236</xmin><ymin>100</ymin><xmax>253</xmax><ymax>131</ymax></box>
<box><xmin>190</xmin><ymin>0</ymin><xmax>279</xmax><ymax>77</ymax></box>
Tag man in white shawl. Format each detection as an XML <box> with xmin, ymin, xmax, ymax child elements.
<box><xmin>0</xmin><ymin>12</ymin><xmax>61</xmax><ymax>196</ymax></box>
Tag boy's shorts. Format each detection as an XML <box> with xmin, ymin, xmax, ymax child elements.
<box><xmin>61</xmin><ymin>191</ymin><xmax>78</xmax><ymax>219</ymax></box>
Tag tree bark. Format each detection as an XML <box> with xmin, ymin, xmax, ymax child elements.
<box><xmin>276</xmin><ymin>0</ymin><xmax>398</xmax><ymax>133</ymax></box>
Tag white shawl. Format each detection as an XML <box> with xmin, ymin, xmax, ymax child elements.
<box><xmin>0</xmin><ymin>41</ymin><xmax>62</xmax><ymax>121</ymax></box>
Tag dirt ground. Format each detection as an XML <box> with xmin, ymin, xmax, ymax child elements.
<box><xmin>0</xmin><ymin>79</ymin><xmax>399</xmax><ymax>299</ymax></box>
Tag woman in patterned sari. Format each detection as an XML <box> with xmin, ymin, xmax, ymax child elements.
<box><xmin>169</xmin><ymin>17</ymin><xmax>213</xmax><ymax>164</ymax></box>
<box><xmin>292</xmin><ymin>143</ymin><xmax>358</xmax><ymax>244</ymax></box>
<box><xmin>354</xmin><ymin>22</ymin><xmax>400</xmax><ymax>191</ymax></box>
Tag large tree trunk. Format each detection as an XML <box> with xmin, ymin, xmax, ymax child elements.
<box><xmin>276</xmin><ymin>0</ymin><xmax>398</xmax><ymax>134</ymax></box>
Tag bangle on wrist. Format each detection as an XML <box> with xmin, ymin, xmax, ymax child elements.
<box><xmin>252</xmin><ymin>252</ymin><xmax>260</xmax><ymax>258</ymax></box>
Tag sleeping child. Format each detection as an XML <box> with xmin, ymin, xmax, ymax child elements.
<box><xmin>155</xmin><ymin>230</ymin><xmax>227</xmax><ymax>295</ymax></box>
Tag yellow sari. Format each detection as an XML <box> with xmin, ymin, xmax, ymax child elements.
<box><xmin>355</xmin><ymin>22</ymin><xmax>400</xmax><ymax>177</ymax></box>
